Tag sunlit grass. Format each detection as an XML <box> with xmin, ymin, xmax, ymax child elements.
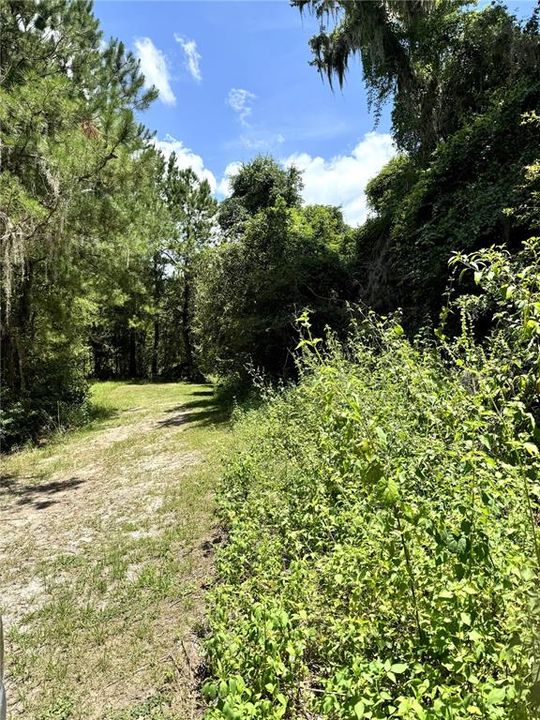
<box><xmin>1</xmin><ymin>381</ymin><xmax>232</xmax><ymax>720</ymax></box>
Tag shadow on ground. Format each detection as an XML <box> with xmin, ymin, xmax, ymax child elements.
<box><xmin>87</xmin><ymin>403</ymin><xmax>118</xmax><ymax>424</ymax></box>
<box><xmin>0</xmin><ymin>474</ymin><xmax>86</xmax><ymax>511</ymax></box>
<box><xmin>167</xmin><ymin>398</ymin><xmax>216</xmax><ymax>411</ymax></box>
<box><xmin>158</xmin><ymin>396</ymin><xmax>231</xmax><ymax>430</ymax></box>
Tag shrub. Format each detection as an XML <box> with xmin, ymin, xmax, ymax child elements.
<box><xmin>203</xmin><ymin>242</ymin><xmax>540</xmax><ymax>719</ymax></box>
<box><xmin>0</xmin><ymin>344</ymin><xmax>89</xmax><ymax>451</ymax></box>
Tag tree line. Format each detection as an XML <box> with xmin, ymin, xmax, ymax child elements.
<box><xmin>1</xmin><ymin>0</ymin><xmax>539</xmax><ymax>448</ymax></box>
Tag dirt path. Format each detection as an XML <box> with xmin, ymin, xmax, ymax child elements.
<box><xmin>0</xmin><ymin>382</ymin><xmax>230</xmax><ymax>720</ymax></box>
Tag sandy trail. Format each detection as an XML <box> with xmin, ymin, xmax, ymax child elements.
<box><xmin>0</xmin><ymin>383</ymin><xmax>227</xmax><ymax>719</ymax></box>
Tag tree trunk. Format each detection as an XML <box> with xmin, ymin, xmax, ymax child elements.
<box><xmin>151</xmin><ymin>253</ymin><xmax>161</xmax><ymax>380</ymax></box>
<box><xmin>152</xmin><ymin>319</ymin><xmax>160</xmax><ymax>380</ymax></box>
<box><xmin>182</xmin><ymin>267</ymin><xmax>193</xmax><ymax>380</ymax></box>
<box><xmin>129</xmin><ymin>327</ymin><xmax>137</xmax><ymax>378</ymax></box>
<box><xmin>0</xmin><ymin>307</ymin><xmax>16</xmax><ymax>391</ymax></box>
<box><xmin>10</xmin><ymin>259</ymin><xmax>35</xmax><ymax>393</ymax></box>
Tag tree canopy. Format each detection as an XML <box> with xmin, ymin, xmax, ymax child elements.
<box><xmin>293</xmin><ymin>0</ymin><xmax>540</xmax><ymax>155</ymax></box>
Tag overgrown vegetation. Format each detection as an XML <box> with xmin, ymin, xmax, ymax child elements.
<box><xmin>199</xmin><ymin>7</ymin><xmax>540</xmax><ymax>711</ymax></box>
<box><xmin>203</xmin><ymin>239</ymin><xmax>540</xmax><ymax>719</ymax></box>
<box><xmin>293</xmin><ymin>0</ymin><xmax>540</xmax><ymax>326</ymax></box>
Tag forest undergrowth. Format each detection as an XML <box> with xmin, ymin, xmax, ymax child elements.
<box><xmin>202</xmin><ymin>241</ymin><xmax>540</xmax><ymax>720</ymax></box>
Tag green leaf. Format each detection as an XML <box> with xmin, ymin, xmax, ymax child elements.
<box><xmin>390</xmin><ymin>663</ymin><xmax>408</xmax><ymax>674</ymax></box>
<box><xmin>524</xmin><ymin>442</ymin><xmax>539</xmax><ymax>456</ymax></box>
<box><xmin>223</xmin><ymin>701</ymin><xmax>238</xmax><ymax>720</ymax></box>
<box><xmin>382</xmin><ymin>478</ymin><xmax>400</xmax><ymax>507</ymax></box>
<box><xmin>438</xmin><ymin>589</ymin><xmax>454</xmax><ymax>599</ymax></box>
<box><xmin>354</xmin><ymin>700</ymin><xmax>366</xmax><ymax>718</ymax></box>
<box><xmin>486</xmin><ymin>687</ymin><xmax>506</xmax><ymax>705</ymax></box>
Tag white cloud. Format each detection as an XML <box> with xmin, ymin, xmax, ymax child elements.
<box><xmin>153</xmin><ymin>131</ymin><xmax>394</xmax><ymax>223</ymax></box>
<box><xmin>239</xmin><ymin>130</ymin><xmax>285</xmax><ymax>152</ymax></box>
<box><xmin>134</xmin><ymin>37</ymin><xmax>175</xmax><ymax>106</ymax></box>
<box><xmin>174</xmin><ymin>34</ymin><xmax>202</xmax><ymax>83</ymax></box>
<box><xmin>152</xmin><ymin>134</ymin><xmax>217</xmax><ymax>193</ymax></box>
<box><xmin>226</xmin><ymin>88</ymin><xmax>285</xmax><ymax>150</ymax></box>
<box><xmin>283</xmin><ymin>132</ymin><xmax>395</xmax><ymax>226</ymax></box>
<box><xmin>227</xmin><ymin>88</ymin><xmax>256</xmax><ymax>126</ymax></box>
<box><xmin>216</xmin><ymin>161</ymin><xmax>243</xmax><ymax>197</ymax></box>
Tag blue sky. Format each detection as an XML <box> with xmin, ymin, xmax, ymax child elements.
<box><xmin>94</xmin><ymin>0</ymin><xmax>537</xmax><ymax>224</ymax></box>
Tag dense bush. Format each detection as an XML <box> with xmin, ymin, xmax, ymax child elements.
<box><xmin>0</xmin><ymin>350</ymin><xmax>89</xmax><ymax>449</ymax></box>
<box><xmin>353</xmin><ymin>85</ymin><xmax>540</xmax><ymax>328</ymax></box>
<box><xmin>203</xmin><ymin>241</ymin><xmax>540</xmax><ymax>719</ymax></box>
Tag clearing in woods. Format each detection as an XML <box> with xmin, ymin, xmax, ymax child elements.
<box><xmin>0</xmin><ymin>381</ymin><xmax>231</xmax><ymax>720</ymax></box>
